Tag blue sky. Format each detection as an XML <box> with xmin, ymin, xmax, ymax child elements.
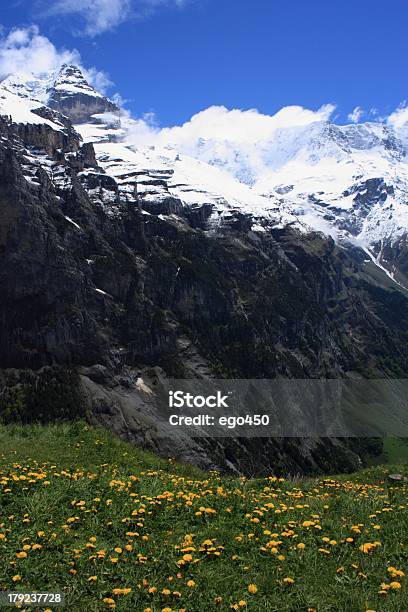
<box><xmin>0</xmin><ymin>0</ymin><xmax>407</xmax><ymax>127</ymax></box>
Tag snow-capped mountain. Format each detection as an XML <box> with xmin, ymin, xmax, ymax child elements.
<box><xmin>1</xmin><ymin>64</ymin><xmax>407</xmax><ymax>287</ymax></box>
<box><xmin>0</xmin><ymin>64</ymin><xmax>117</xmax><ymax>124</ymax></box>
<box><xmin>2</xmin><ymin>63</ymin><xmax>408</xmax><ymax>474</ymax></box>
<box><xmin>147</xmin><ymin>116</ymin><xmax>408</xmax><ymax>286</ymax></box>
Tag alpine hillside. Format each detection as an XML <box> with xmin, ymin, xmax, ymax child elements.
<box><xmin>0</xmin><ymin>64</ymin><xmax>407</xmax><ymax>475</ymax></box>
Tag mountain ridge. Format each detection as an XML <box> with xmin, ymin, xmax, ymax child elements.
<box><xmin>1</xmin><ymin>62</ymin><xmax>407</xmax><ymax>291</ymax></box>
<box><xmin>1</xmin><ymin>63</ymin><xmax>408</xmax><ymax>475</ymax></box>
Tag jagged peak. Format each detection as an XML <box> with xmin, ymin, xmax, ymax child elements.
<box><xmin>58</xmin><ymin>63</ymin><xmax>86</xmax><ymax>77</ymax></box>
<box><xmin>51</xmin><ymin>64</ymin><xmax>104</xmax><ymax>100</ymax></box>
<box><xmin>0</xmin><ymin>63</ymin><xmax>113</xmax><ymax>107</ymax></box>
<box><xmin>0</xmin><ymin>62</ymin><xmax>119</xmax><ymax>128</ymax></box>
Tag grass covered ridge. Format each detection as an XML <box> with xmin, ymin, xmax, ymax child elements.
<box><xmin>0</xmin><ymin>423</ymin><xmax>407</xmax><ymax>611</ymax></box>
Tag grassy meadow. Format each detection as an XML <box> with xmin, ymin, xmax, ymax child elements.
<box><xmin>0</xmin><ymin>423</ymin><xmax>407</xmax><ymax>611</ymax></box>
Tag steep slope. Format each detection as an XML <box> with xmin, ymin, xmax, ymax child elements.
<box><xmin>1</xmin><ymin>65</ymin><xmax>408</xmax><ymax>475</ymax></box>
<box><xmin>151</xmin><ymin>117</ymin><xmax>408</xmax><ymax>287</ymax></box>
<box><xmin>2</xmin><ymin>64</ymin><xmax>408</xmax><ymax>287</ymax></box>
<box><xmin>75</xmin><ymin>112</ymin><xmax>408</xmax><ymax>289</ymax></box>
<box><xmin>47</xmin><ymin>64</ymin><xmax>118</xmax><ymax>122</ymax></box>
<box><xmin>0</xmin><ymin>64</ymin><xmax>118</xmax><ymax>123</ymax></box>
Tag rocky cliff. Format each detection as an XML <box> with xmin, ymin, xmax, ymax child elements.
<box><xmin>0</xmin><ymin>66</ymin><xmax>407</xmax><ymax>475</ymax></box>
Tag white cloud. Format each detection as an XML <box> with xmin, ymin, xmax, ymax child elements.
<box><xmin>348</xmin><ymin>106</ymin><xmax>364</xmax><ymax>123</ymax></box>
<box><xmin>83</xmin><ymin>66</ymin><xmax>112</xmax><ymax>93</ymax></box>
<box><xmin>125</xmin><ymin>112</ymin><xmax>161</xmax><ymax>143</ymax></box>
<box><xmin>43</xmin><ymin>0</ymin><xmax>192</xmax><ymax>37</ymax></box>
<box><xmin>387</xmin><ymin>103</ymin><xmax>408</xmax><ymax>129</ymax></box>
<box><xmin>111</xmin><ymin>92</ymin><xmax>129</xmax><ymax>107</ymax></box>
<box><xmin>45</xmin><ymin>0</ymin><xmax>131</xmax><ymax>37</ymax></box>
<box><xmin>153</xmin><ymin>104</ymin><xmax>336</xmax><ymax>146</ymax></box>
<box><xmin>0</xmin><ymin>26</ymin><xmax>111</xmax><ymax>93</ymax></box>
<box><xmin>124</xmin><ymin>103</ymin><xmax>336</xmax><ymax>184</ymax></box>
<box><xmin>0</xmin><ymin>25</ymin><xmax>79</xmax><ymax>78</ymax></box>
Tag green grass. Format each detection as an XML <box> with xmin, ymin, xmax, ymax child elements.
<box><xmin>0</xmin><ymin>423</ymin><xmax>407</xmax><ymax>611</ymax></box>
<box><xmin>382</xmin><ymin>439</ymin><xmax>408</xmax><ymax>464</ymax></box>
<box><xmin>367</xmin><ymin>438</ymin><xmax>408</xmax><ymax>467</ymax></box>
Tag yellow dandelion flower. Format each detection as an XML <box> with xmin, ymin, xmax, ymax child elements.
<box><xmin>388</xmin><ymin>567</ymin><xmax>405</xmax><ymax>578</ymax></box>
<box><xmin>359</xmin><ymin>542</ymin><xmax>380</xmax><ymax>554</ymax></box>
<box><xmin>380</xmin><ymin>583</ymin><xmax>391</xmax><ymax>591</ymax></box>
<box><xmin>248</xmin><ymin>584</ymin><xmax>258</xmax><ymax>594</ymax></box>
<box><xmin>103</xmin><ymin>598</ymin><xmax>115</xmax><ymax>606</ymax></box>
<box><xmin>390</xmin><ymin>582</ymin><xmax>402</xmax><ymax>590</ymax></box>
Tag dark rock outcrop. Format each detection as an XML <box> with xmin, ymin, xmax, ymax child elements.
<box><xmin>47</xmin><ymin>65</ymin><xmax>119</xmax><ymax>123</ymax></box>
<box><xmin>0</xmin><ymin>114</ymin><xmax>80</xmax><ymax>157</ymax></box>
<box><xmin>1</xmin><ymin>106</ymin><xmax>408</xmax><ymax>476</ymax></box>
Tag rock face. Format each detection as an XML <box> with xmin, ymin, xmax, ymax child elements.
<box><xmin>47</xmin><ymin>65</ymin><xmax>119</xmax><ymax>123</ymax></box>
<box><xmin>0</xmin><ymin>65</ymin><xmax>407</xmax><ymax>475</ymax></box>
<box><xmin>146</xmin><ymin>113</ymin><xmax>408</xmax><ymax>287</ymax></box>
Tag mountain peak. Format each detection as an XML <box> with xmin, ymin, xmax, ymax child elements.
<box><xmin>59</xmin><ymin>63</ymin><xmax>84</xmax><ymax>76</ymax></box>
<box><xmin>51</xmin><ymin>64</ymin><xmax>103</xmax><ymax>100</ymax></box>
<box><xmin>47</xmin><ymin>64</ymin><xmax>119</xmax><ymax>123</ymax></box>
